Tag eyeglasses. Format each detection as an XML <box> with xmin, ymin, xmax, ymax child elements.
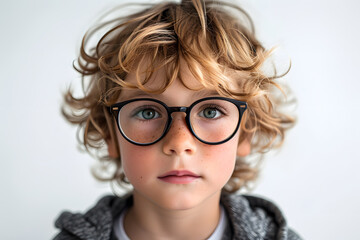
<box><xmin>109</xmin><ymin>97</ymin><xmax>247</xmax><ymax>146</ymax></box>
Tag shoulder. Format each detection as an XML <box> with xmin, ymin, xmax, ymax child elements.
<box><xmin>221</xmin><ymin>193</ymin><xmax>302</xmax><ymax>240</ymax></box>
<box><xmin>53</xmin><ymin>194</ymin><xmax>133</xmax><ymax>240</ymax></box>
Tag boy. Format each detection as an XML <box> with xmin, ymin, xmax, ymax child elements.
<box><xmin>55</xmin><ymin>0</ymin><xmax>301</xmax><ymax>239</ymax></box>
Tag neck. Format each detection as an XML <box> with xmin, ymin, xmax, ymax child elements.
<box><xmin>124</xmin><ymin>191</ymin><xmax>222</xmax><ymax>240</ymax></box>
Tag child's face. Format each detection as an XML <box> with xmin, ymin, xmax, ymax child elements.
<box><xmin>110</xmin><ymin>60</ymin><xmax>250</xmax><ymax>210</ymax></box>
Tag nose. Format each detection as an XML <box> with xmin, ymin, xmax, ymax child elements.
<box><xmin>162</xmin><ymin>113</ymin><xmax>197</xmax><ymax>156</ymax></box>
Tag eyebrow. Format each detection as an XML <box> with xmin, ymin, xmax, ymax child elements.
<box><xmin>192</xmin><ymin>90</ymin><xmax>219</xmax><ymax>98</ymax></box>
<box><xmin>120</xmin><ymin>89</ymin><xmax>219</xmax><ymax>100</ymax></box>
<box><xmin>120</xmin><ymin>90</ymin><xmax>152</xmax><ymax>99</ymax></box>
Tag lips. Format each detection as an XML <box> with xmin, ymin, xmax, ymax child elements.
<box><xmin>158</xmin><ymin>170</ymin><xmax>201</xmax><ymax>184</ymax></box>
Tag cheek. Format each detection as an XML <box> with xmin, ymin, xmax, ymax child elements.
<box><xmin>202</xmin><ymin>136</ymin><xmax>238</xmax><ymax>183</ymax></box>
<box><xmin>118</xmin><ymin>138</ymin><xmax>157</xmax><ymax>183</ymax></box>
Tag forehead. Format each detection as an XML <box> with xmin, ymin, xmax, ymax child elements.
<box><xmin>121</xmin><ymin>69</ymin><xmax>218</xmax><ymax>102</ymax></box>
<box><xmin>122</xmin><ymin>56</ymin><xmax>242</xmax><ymax>96</ymax></box>
<box><xmin>123</xmin><ymin>56</ymin><xmax>207</xmax><ymax>92</ymax></box>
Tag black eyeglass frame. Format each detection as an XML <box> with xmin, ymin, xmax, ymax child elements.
<box><xmin>109</xmin><ymin>97</ymin><xmax>247</xmax><ymax>146</ymax></box>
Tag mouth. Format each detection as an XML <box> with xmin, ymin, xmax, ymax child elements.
<box><xmin>158</xmin><ymin>170</ymin><xmax>201</xmax><ymax>184</ymax></box>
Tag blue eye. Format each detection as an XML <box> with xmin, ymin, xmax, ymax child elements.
<box><xmin>199</xmin><ymin>107</ymin><xmax>222</xmax><ymax>119</ymax></box>
<box><xmin>135</xmin><ymin>109</ymin><xmax>160</xmax><ymax>120</ymax></box>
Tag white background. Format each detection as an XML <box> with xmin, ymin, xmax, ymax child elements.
<box><xmin>1</xmin><ymin>0</ymin><xmax>360</xmax><ymax>239</ymax></box>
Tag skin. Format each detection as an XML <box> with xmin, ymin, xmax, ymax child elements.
<box><xmin>108</xmin><ymin>60</ymin><xmax>251</xmax><ymax>240</ymax></box>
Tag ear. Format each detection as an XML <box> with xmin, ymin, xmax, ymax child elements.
<box><xmin>106</xmin><ymin>138</ymin><xmax>119</xmax><ymax>158</ymax></box>
<box><xmin>237</xmin><ymin>138</ymin><xmax>251</xmax><ymax>157</ymax></box>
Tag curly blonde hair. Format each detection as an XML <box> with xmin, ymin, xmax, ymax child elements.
<box><xmin>62</xmin><ymin>0</ymin><xmax>295</xmax><ymax>193</ymax></box>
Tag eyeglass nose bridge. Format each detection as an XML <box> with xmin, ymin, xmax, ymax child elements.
<box><xmin>164</xmin><ymin>106</ymin><xmax>193</xmax><ymax>135</ymax></box>
<box><xmin>168</xmin><ymin>106</ymin><xmax>188</xmax><ymax>113</ymax></box>
<box><xmin>167</xmin><ymin>106</ymin><xmax>190</xmax><ymax>123</ymax></box>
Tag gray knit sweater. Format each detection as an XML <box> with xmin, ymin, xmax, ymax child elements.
<box><xmin>53</xmin><ymin>193</ymin><xmax>302</xmax><ymax>240</ymax></box>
